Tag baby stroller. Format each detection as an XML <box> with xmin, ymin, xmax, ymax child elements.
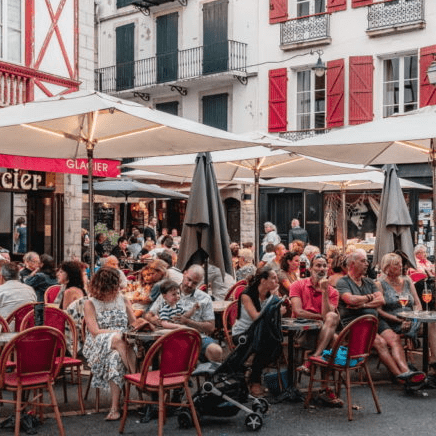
<box><xmin>179</xmin><ymin>295</ymin><xmax>284</xmax><ymax>431</ymax></box>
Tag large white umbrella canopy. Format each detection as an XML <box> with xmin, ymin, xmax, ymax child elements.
<box><xmin>0</xmin><ymin>90</ymin><xmax>262</xmax><ymax>272</ymax></box>
<box><xmin>125</xmin><ymin>146</ymin><xmax>375</xmax><ymax>261</ymax></box>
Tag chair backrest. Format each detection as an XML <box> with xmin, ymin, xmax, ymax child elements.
<box><xmin>198</xmin><ymin>284</ymin><xmax>208</xmax><ymax>292</ymax></box>
<box><xmin>21</xmin><ymin>306</ymin><xmax>79</xmax><ymax>358</ymax></box>
<box><xmin>329</xmin><ymin>315</ymin><xmax>378</xmax><ymax>366</ymax></box>
<box><xmin>0</xmin><ymin>326</ymin><xmax>66</xmax><ymax>387</ymax></box>
<box><xmin>0</xmin><ymin>315</ymin><xmax>9</xmax><ymax>333</ymax></box>
<box><xmin>232</xmin><ymin>284</ymin><xmax>246</xmax><ymax>301</ymax></box>
<box><xmin>222</xmin><ymin>300</ymin><xmax>239</xmax><ymax>350</ymax></box>
<box><xmin>139</xmin><ymin>328</ymin><xmax>201</xmax><ymax>386</ymax></box>
<box><xmin>6</xmin><ymin>302</ymin><xmax>39</xmax><ymax>332</ymax></box>
<box><xmin>44</xmin><ymin>285</ymin><xmax>61</xmax><ymax>304</ymax></box>
<box><xmin>224</xmin><ymin>280</ymin><xmax>247</xmax><ymax>301</ymax></box>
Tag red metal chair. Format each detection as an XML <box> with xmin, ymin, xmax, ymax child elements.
<box><xmin>6</xmin><ymin>302</ymin><xmax>39</xmax><ymax>332</ymax></box>
<box><xmin>0</xmin><ymin>315</ymin><xmax>9</xmax><ymax>333</ymax></box>
<box><xmin>222</xmin><ymin>300</ymin><xmax>239</xmax><ymax>351</ymax></box>
<box><xmin>304</xmin><ymin>314</ymin><xmax>381</xmax><ymax>421</ymax></box>
<box><xmin>119</xmin><ymin>328</ymin><xmax>202</xmax><ymax>436</ymax></box>
<box><xmin>224</xmin><ymin>279</ymin><xmax>247</xmax><ymax>301</ymax></box>
<box><xmin>21</xmin><ymin>306</ymin><xmax>85</xmax><ymax>414</ymax></box>
<box><xmin>0</xmin><ymin>326</ymin><xmax>66</xmax><ymax>436</ymax></box>
<box><xmin>44</xmin><ymin>285</ymin><xmax>61</xmax><ymax>304</ymax></box>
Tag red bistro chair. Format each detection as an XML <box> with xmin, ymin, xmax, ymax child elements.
<box><xmin>21</xmin><ymin>306</ymin><xmax>85</xmax><ymax>415</ymax></box>
<box><xmin>119</xmin><ymin>328</ymin><xmax>202</xmax><ymax>436</ymax></box>
<box><xmin>0</xmin><ymin>326</ymin><xmax>66</xmax><ymax>436</ymax></box>
<box><xmin>222</xmin><ymin>300</ymin><xmax>239</xmax><ymax>351</ymax></box>
<box><xmin>304</xmin><ymin>315</ymin><xmax>381</xmax><ymax>421</ymax></box>
<box><xmin>0</xmin><ymin>315</ymin><xmax>9</xmax><ymax>333</ymax></box>
<box><xmin>6</xmin><ymin>302</ymin><xmax>39</xmax><ymax>332</ymax></box>
<box><xmin>224</xmin><ymin>280</ymin><xmax>247</xmax><ymax>301</ymax></box>
<box><xmin>44</xmin><ymin>285</ymin><xmax>62</xmax><ymax>304</ymax></box>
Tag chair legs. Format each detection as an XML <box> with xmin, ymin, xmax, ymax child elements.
<box><xmin>119</xmin><ymin>382</ymin><xmax>130</xmax><ymax>434</ymax></box>
<box><xmin>47</xmin><ymin>382</ymin><xmax>65</xmax><ymax>436</ymax></box>
<box><xmin>184</xmin><ymin>381</ymin><xmax>202</xmax><ymax>436</ymax></box>
<box><xmin>84</xmin><ymin>372</ymin><xmax>100</xmax><ymax>413</ymax></box>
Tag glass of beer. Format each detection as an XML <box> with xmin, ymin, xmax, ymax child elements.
<box><xmin>398</xmin><ymin>292</ymin><xmax>409</xmax><ymax>308</ymax></box>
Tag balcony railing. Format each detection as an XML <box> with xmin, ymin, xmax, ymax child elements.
<box><xmin>0</xmin><ymin>63</ymin><xmax>31</xmax><ymax>106</ymax></box>
<box><xmin>279</xmin><ymin>128</ymin><xmax>330</xmax><ymax>142</ymax></box>
<box><xmin>95</xmin><ymin>40</ymin><xmax>247</xmax><ymax>93</ymax></box>
<box><xmin>367</xmin><ymin>0</ymin><xmax>425</xmax><ymax>31</ymax></box>
<box><xmin>280</xmin><ymin>13</ymin><xmax>330</xmax><ymax>46</ymax></box>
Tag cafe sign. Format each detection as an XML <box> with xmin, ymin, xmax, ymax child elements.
<box><xmin>0</xmin><ymin>169</ymin><xmax>41</xmax><ymax>191</ymax></box>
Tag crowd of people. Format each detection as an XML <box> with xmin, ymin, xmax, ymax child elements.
<box><xmin>1</xmin><ymin>216</ymin><xmax>436</xmax><ymax>421</ymax></box>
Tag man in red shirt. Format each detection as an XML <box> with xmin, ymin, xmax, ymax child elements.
<box><xmin>290</xmin><ymin>254</ymin><xmax>340</xmax><ymax>369</ymax></box>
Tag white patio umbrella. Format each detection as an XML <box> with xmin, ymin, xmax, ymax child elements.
<box><xmin>260</xmin><ymin>171</ymin><xmax>430</xmax><ymax>250</ymax></box>
<box><xmin>0</xmin><ymin>90</ymin><xmax>262</xmax><ymax>272</ymax></box>
<box><xmin>125</xmin><ymin>146</ymin><xmax>375</xmax><ymax>262</ymax></box>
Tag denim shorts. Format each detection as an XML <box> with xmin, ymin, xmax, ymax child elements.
<box><xmin>200</xmin><ymin>336</ymin><xmax>218</xmax><ymax>362</ymax></box>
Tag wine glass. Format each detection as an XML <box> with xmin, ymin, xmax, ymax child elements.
<box><xmin>398</xmin><ymin>292</ymin><xmax>409</xmax><ymax>309</ymax></box>
<box><xmin>422</xmin><ymin>284</ymin><xmax>432</xmax><ymax>312</ymax></box>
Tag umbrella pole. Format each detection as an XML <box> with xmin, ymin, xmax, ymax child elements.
<box><xmin>341</xmin><ymin>188</ymin><xmax>347</xmax><ymax>250</ymax></box>
<box><xmin>432</xmin><ymin>139</ymin><xmax>436</xmax><ymax>261</ymax></box>
<box><xmin>254</xmin><ymin>167</ymin><xmax>260</xmax><ymax>265</ymax></box>
<box><xmin>124</xmin><ymin>194</ymin><xmax>128</xmax><ymax>235</ymax></box>
<box><xmin>87</xmin><ymin>146</ymin><xmax>95</xmax><ymax>276</ymax></box>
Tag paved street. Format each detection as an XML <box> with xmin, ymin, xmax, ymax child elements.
<box><xmin>1</xmin><ymin>357</ymin><xmax>436</xmax><ymax>436</ymax></box>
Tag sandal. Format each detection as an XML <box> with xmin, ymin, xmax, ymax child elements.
<box><xmin>318</xmin><ymin>388</ymin><xmax>344</xmax><ymax>408</ymax></box>
<box><xmin>296</xmin><ymin>361</ymin><xmax>311</xmax><ymax>376</ymax></box>
<box><xmin>105</xmin><ymin>409</ymin><xmax>121</xmax><ymax>421</ymax></box>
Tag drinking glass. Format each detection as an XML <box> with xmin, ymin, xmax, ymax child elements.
<box><xmin>398</xmin><ymin>292</ymin><xmax>409</xmax><ymax>309</ymax></box>
<box><xmin>422</xmin><ymin>284</ymin><xmax>432</xmax><ymax>312</ymax></box>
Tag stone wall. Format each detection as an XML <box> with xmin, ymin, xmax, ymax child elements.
<box><xmin>63</xmin><ymin>174</ymin><xmax>83</xmax><ymax>260</ymax></box>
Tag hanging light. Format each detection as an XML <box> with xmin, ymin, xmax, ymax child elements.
<box><xmin>427</xmin><ymin>60</ymin><xmax>436</xmax><ymax>85</ymax></box>
<box><xmin>312</xmin><ymin>53</ymin><xmax>327</xmax><ymax>77</ymax></box>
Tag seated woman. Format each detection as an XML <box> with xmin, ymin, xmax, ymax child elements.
<box><xmin>235</xmin><ymin>248</ymin><xmax>256</xmax><ymax>282</ymax></box>
<box><xmin>375</xmin><ymin>253</ymin><xmax>425</xmax><ymax>382</ymax></box>
<box><xmin>25</xmin><ymin>254</ymin><xmax>58</xmax><ymax>302</ymax></box>
<box><xmin>54</xmin><ymin>261</ymin><xmax>86</xmax><ymax>310</ymax></box>
<box><xmin>277</xmin><ymin>251</ymin><xmax>300</xmax><ymax>296</ymax></box>
<box><xmin>83</xmin><ymin>267</ymin><xmax>136</xmax><ymax>421</ymax></box>
<box><xmin>410</xmin><ymin>244</ymin><xmax>435</xmax><ymax>278</ymax></box>
<box><xmin>328</xmin><ymin>253</ymin><xmax>347</xmax><ymax>288</ymax></box>
<box><xmin>232</xmin><ymin>266</ymin><xmax>285</xmax><ymax>397</ymax></box>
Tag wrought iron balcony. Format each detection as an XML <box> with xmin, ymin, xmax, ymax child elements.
<box><xmin>280</xmin><ymin>13</ymin><xmax>330</xmax><ymax>49</ymax></box>
<box><xmin>279</xmin><ymin>128</ymin><xmax>330</xmax><ymax>142</ymax></box>
<box><xmin>367</xmin><ymin>0</ymin><xmax>425</xmax><ymax>35</ymax></box>
<box><xmin>95</xmin><ymin>40</ymin><xmax>247</xmax><ymax>93</ymax></box>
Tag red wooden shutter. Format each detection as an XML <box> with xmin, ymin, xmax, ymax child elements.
<box><xmin>420</xmin><ymin>45</ymin><xmax>436</xmax><ymax>108</ymax></box>
<box><xmin>327</xmin><ymin>0</ymin><xmax>346</xmax><ymax>13</ymax></box>
<box><xmin>349</xmin><ymin>56</ymin><xmax>374</xmax><ymax>125</ymax></box>
<box><xmin>270</xmin><ymin>0</ymin><xmax>288</xmax><ymax>24</ymax></box>
<box><xmin>268</xmin><ymin>68</ymin><xmax>287</xmax><ymax>132</ymax></box>
<box><xmin>352</xmin><ymin>0</ymin><xmax>373</xmax><ymax>7</ymax></box>
<box><xmin>326</xmin><ymin>59</ymin><xmax>344</xmax><ymax>128</ymax></box>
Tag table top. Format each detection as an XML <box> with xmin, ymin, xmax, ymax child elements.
<box><xmin>123</xmin><ymin>328</ymin><xmax>174</xmax><ymax>342</ymax></box>
<box><xmin>212</xmin><ymin>300</ymin><xmax>232</xmax><ymax>313</ymax></box>
<box><xmin>397</xmin><ymin>310</ymin><xmax>436</xmax><ymax>323</ymax></box>
<box><xmin>281</xmin><ymin>318</ymin><xmax>322</xmax><ymax>331</ymax></box>
<box><xmin>0</xmin><ymin>332</ymin><xmax>18</xmax><ymax>346</ymax></box>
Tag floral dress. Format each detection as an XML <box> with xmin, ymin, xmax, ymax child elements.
<box><xmin>82</xmin><ymin>294</ymin><xmax>129</xmax><ymax>390</ymax></box>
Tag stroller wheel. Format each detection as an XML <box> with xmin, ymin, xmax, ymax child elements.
<box><xmin>178</xmin><ymin>411</ymin><xmax>193</xmax><ymax>429</ymax></box>
<box><xmin>252</xmin><ymin>398</ymin><xmax>269</xmax><ymax>414</ymax></box>
<box><xmin>245</xmin><ymin>413</ymin><xmax>263</xmax><ymax>431</ymax></box>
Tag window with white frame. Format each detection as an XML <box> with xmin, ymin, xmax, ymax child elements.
<box><xmin>296</xmin><ymin>69</ymin><xmax>325</xmax><ymax>130</ymax></box>
<box><xmin>297</xmin><ymin>0</ymin><xmax>325</xmax><ymax>17</ymax></box>
<box><xmin>383</xmin><ymin>55</ymin><xmax>418</xmax><ymax>118</ymax></box>
<box><xmin>0</xmin><ymin>0</ymin><xmax>22</xmax><ymax>63</ymax></box>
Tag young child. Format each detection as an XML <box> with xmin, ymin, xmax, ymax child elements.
<box><xmin>158</xmin><ymin>279</ymin><xmax>199</xmax><ymax>329</ymax></box>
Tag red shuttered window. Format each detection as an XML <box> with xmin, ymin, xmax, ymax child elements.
<box><xmin>268</xmin><ymin>68</ymin><xmax>288</xmax><ymax>132</ymax></box>
<box><xmin>270</xmin><ymin>0</ymin><xmax>288</xmax><ymax>24</ymax></box>
<box><xmin>349</xmin><ymin>56</ymin><xmax>373</xmax><ymax>125</ymax></box>
<box><xmin>327</xmin><ymin>0</ymin><xmax>346</xmax><ymax>13</ymax></box>
<box><xmin>352</xmin><ymin>0</ymin><xmax>373</xmax><ymax>7</ymax></box>
<box><xmin>326</xmin><ymin>59</ymin><xmax>344</xmax><ymax>128</ymax></box>
<box><xmin>420</xmin><ymin>45</ymin><xmax>436</xmax><ymax>108</ymax></box>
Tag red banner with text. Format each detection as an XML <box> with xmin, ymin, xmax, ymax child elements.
<box><xmin>0</xmin><ymin>155</ymin><xmax>120</xmax><ymax>178</ymax></box>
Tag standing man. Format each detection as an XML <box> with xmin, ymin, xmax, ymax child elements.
<box><xmin>336</xmin><ymin>249</ymin><xmax>425</xmax><ymax>383</ymax></box>
<box><xmin>146</xmin><ymin>264</ymin><xmax>223</xmax><ymax>362</ymax></box>
<box><xmin>144</xmin><ymin>217</ymin><xmax>158</xmax><ymax>243</ymax></box>
<box><xmin>288</xmin><ymin>219</ymin><xmax>309</xmax><ymax>249</ymax></box>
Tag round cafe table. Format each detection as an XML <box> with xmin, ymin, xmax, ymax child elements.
<box><xmin>397</xmin><ymin>310</ymin><xmax>436</xmax><ymax>373</ymax></box>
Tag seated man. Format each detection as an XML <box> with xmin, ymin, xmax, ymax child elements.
<box><xmin>336</xmin><ymin>249</ymin><xmax>425</xmax><ymax>384</ymax></box>
<box><xmin>289</xmin><ymin>254</ymin><xmax>340</xmax><ymax>370</ymax></box>
<box><xmin>146</xmin><ymin>264</ymin><xmax>222</xmax><ymax>362</ymax></box>
<box><xmin>0</xmin><ymin>261</ymin><xmax>37</xmax><ymax>320</ymax></box>
<box><xmin>103</xmin><ymin>255</ymin><xmax>128</xmax><ymax>290</ymax></box>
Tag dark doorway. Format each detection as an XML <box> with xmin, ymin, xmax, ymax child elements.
<box><xmin>116</xmin><ymin>23</ymin><xmax>135</xmax><ymax>91</ymax></box>
<box><xmin>156</xmin><ymin>13</ymin><xmax>178</xmax><ymax>83</ymax></box>
<box><xmin>224</xmin><ymin>197</ymin><xmax>240</xmax><ymax>243</ymax></box>
<box><xmin>203</xmin><ymin>0</ymin><xmax>228</xmax><ymax>74</ymax></box>
<box><xmin>202</xmin><ymin>93</ymin><xmax>228</xmax><ymax>131</ymax></box>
